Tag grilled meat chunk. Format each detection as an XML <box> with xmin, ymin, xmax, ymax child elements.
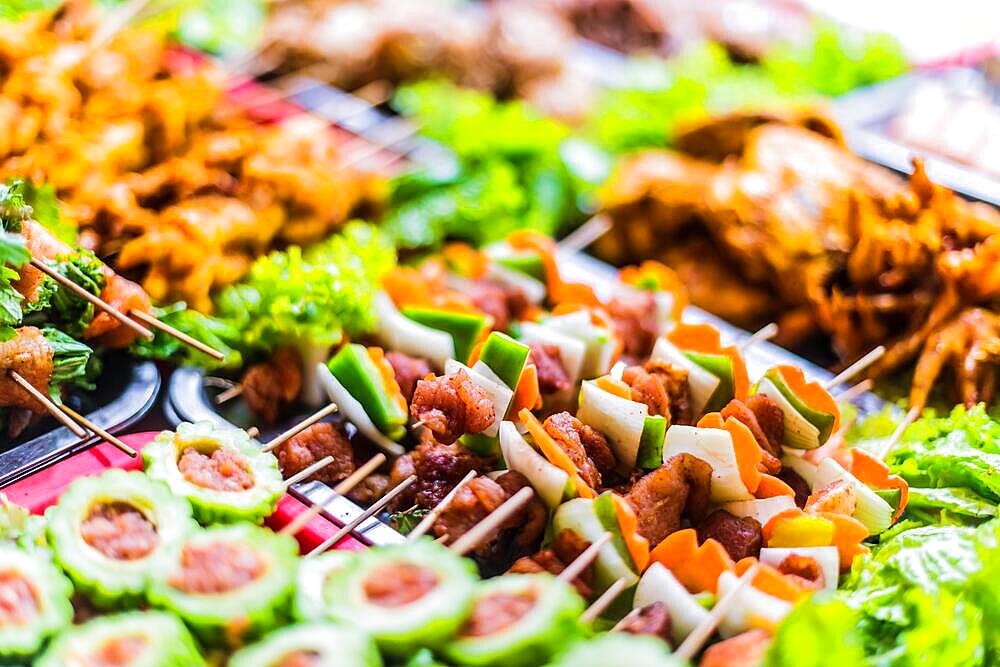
<box><xmin>410</xmin><ymin>369</ymin><xmax>496</xmax><ymax>445</ymax></box>
<box><xmin>626</xmin><ymin>453</ymin><xmax>712</xmax><ymax>545</ymax></box>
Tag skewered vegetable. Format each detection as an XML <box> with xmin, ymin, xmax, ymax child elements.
<box><xmin>324</xmin><ymin>541</ymin><xmax>478</xmax><ymax>657</ymax></box>
<box><xmin>147</xmin><ymin>523</ymin><xmax>298</xmax><ymax>648</ymax></box>
<box><xmin>445</xmin><ymin>574</ymin><xmax>586</xmax><ymax>667</ymax></box>
<box><xmin>328</xmin><ymin>344</ymin><xmax>408</xmax><ymax>441</ymax></box>
<box><xmin>34</xmin><ymin>611</ymin><xmax>206</xmax><ymax>667</ymax></box>
<box><xmin>0</xmin><ymin>546</ymin><xmax>73</xmax><ymax>663</ymax></box>
<box><xmin>46</xmin><ymin>469</ymin><xmax>196</xmax><ymax>607</ymax></box>
<box><xmin>229</xmin><ymin>622</ymin><xmax>382</xmax><ymax>667</ymax></box>
<box><xmin>143</xmin><ymin>421</ymin><xmax>283</xmax><ymax>525</ymax></box>
<box><xmin>754</xmin><ymin>366</ymin><xmax>839</xmax><ymax>449</ymax></box>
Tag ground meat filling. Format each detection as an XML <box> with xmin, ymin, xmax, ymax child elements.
<box><xmin>410</xmin><ymin>369</ymin><xmax>496</xmax><ymax>445</ymax></box>
<box><xmin>528</xmin><ymin>343</ymin><xmax>571</xmax><ymax>395</ymax></box>
<box><xmin>80</xmin><ymin>502</ymin><xmax>159</xmax><ymax>561</ymax></box>
<box><xmin>622</xmin><ymin>360</ymin><xmax>692</xmax><ymax>425</ymax></box>
<box><xmin>169</xmin><ymin>542</ymin><xmax>266</xmax><ymax>595</ymax></box>
<box><xmin>178</xmin><ymin>446</ymin><xmax>255</xmax><ymax>492</ymax></box>
<box><xmin>461</xmin><ymin>590</ymin><xmax>538</xmax><ymax>638</ymax></box>
<box><xmin>86</xmin><ymin>635</ymin><xmax>148</xmax><ymax>667</ymax></box>
<box><xmin>275</xmin><ymin>422</ymin><xmax>355</xmax><ymax>487</ymax></box>
<box><xmin>363</xmin><ymin>563</ymin><xmax>439</xmax><ymax>608</ymax></box>
<box><xmin>0</xmin><ymin>571</ymin><xmax>39</xmax><ymax>626</ymax></box>
<box><xmin>276</xmin><ymin>651</ymin><xmax>321</xmax><ymax>667</ymax></box>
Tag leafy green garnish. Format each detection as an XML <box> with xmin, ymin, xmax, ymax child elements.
<box><xmin>43</xmin><ymin>327</ymin><xmax>98</xmax><ymax>397</ymax></box>
<box><xmin>18</xmin><ymin>181</ymin><xmax>75</xmax><ymax>245</ymax></box>
<box><xmin>0</xmin><ymin>233</ymin><xmax>29</xmax><ymax>343</ymax></box>
<box><xmin>176</xmin><ymin>0</ymin><xmax>266</xmax><ymax>57</ymax></box>
<box><xmin>390</xmin><ymin>507</ymin><xmax>429</xmax><ymax>535</ymax></box>
<box><xmin>33</xmin><ymin>251</ymin><xmax>107</xmax><ymax>338</ymax></box>
<box><xmin>765</xmin><ymin>595</ymin><xmax>869</xmax><ymax>667</ymax></box>
<box><xmin>0</xmin><ymin>0</ymin><xmax>61</xmax><ymax>21</ymax></box>
<box><xmin>130</xmin><ymin>301</ymin><xmax>242</xmax><ymax>370</ymax></box>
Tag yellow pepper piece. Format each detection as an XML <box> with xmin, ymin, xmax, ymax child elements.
<box><xmin>766</xmin><ymin>514</ymin><xmax>835</xmax><ymax>548</ymax></box>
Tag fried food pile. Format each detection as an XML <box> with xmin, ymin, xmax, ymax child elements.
<box><xmin>0</xmin><ymin>2</ymin><xmax>382</xmax><ymax>312</ymax></box>
<box><xmin>596</xmin><ymin>110</ymin><xmax>1000</xmax><ymax>410</ymax></box>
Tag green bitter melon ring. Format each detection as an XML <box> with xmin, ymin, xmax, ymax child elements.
<box><xmin>0</xmin><ymin>545</ymin><xmax>73</xmax><ymax>663</ymax></box>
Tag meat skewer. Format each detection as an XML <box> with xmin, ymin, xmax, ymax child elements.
<box><xmin>449</xmin><ymin>487</ymin><xmax>536</xmax><ymax>556</ymax></box>
<box><xmin>580</xmin><ymin>576</ymin><xmax>629</xmax><ymax>624</ymax></box>
<box><xmin>59</xmin><ymin>403</ymin><xmax>137</xmax><ymax>458</ymax></box>
<box><xmin>130</xmin><ymin>310</ymin><xmax>225</xmax><ymax>362</ymax></box>
<box><xmin>674</xmin><ymin>565</ymin><xmax>760</xmax><ymax>661</ymax></box>
<box><xmin>306</xmin><ymin>474</ymin><xmax>417</xmax><ymax>555</ymax></box>
<box><xmin>834</xmin><ymin>378</ymin><xmax>874</xmax><ymax>403</ymax></box>
<box><xmin>407</xmin><ymin>469</ymin><xmax>477</xmax><ymax>542</ymax></box>
<box><xmin>282</xmin><ymin>455</ymin><xmax>335</xmax><ymax>489</ymax></box>
<box><xmin>7</xmin><ymin>371</ymin><xmax>86</xmax><ymax>439</ymax></box>
<box><xmin>557</xmin><ymin>532</ymin><xmax>612</xmax><ymax>584</ymax></box>
<box><xmin>278</xmin><ymin>453</ymin><xmax>388</xmax><ymax>537</ymax></box>
<box><xmin>738</xmin><ymin>322</ymin><xmax>778</xmax><ymax>351</ymax></box>
<box><xmin>261</xmin><ymin>403</ymin><xmax>339</xmax><ymax>453</ymax></box>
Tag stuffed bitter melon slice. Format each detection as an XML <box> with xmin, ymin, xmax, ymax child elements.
<box><xmin>325</xmin><ymin>540</ymin><xmax>478</xmax><ymax>657</ymax></box>
<box><xmin>228</xmin><ymin>622</ymin><xmax>382</xmax><ymax>667</ymax></box>
<box><xmin>46</xmin><ymin>469</ymin><xmax>196</xmax><ymax>607</ymax></box>
<box><xmin>445</xmin><ymin>574</ymin><xmax>586</xmax><ymax>667</ymax></box>
<box><xmin>545</xmin><ymin>634</ymin><xmax>684</xmax><ymax>667</ymax></box>
<box><xmin>34</xmin><ymin>611</ymin><xmax>206</xmax><ymax>667</ymax></box>
<box><xmin>293</xmin><ymin>550</ymin><xmax>358</xmax><ymax>621</ymax></box>
<box><xmin>143</xmin><ymin>421</ymin><xmax>284</xmax><ymax>525</ymax></box>
<box><xmin>147</xmin><ymin>523</ymin><xmax>298</xmax><ymax>648</ymax></box>
<box><xmin>0</xmin><ymin>546</ymin><xmax>73</xmax><ymax>663</ymax></box>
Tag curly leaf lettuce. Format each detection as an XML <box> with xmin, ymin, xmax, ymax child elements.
<box><xmin>764</xmin><ymin>596</ymin><xmax>869</xmax><ymax>667</ymax></box>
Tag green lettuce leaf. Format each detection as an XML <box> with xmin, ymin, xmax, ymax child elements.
<box><xmin>42</xmin><ymin>327</ymin><xmax>98</xmax><ymax>396</ymax></box>
<box><xmin>130</xmin><ymin>302</ymin><xmax>242</xmax><ymax>370</ymax></box>
<box><xmin>764</xmin><ymin>595</ymin><xmax>870</xmax><ymax>667</ymax></box>
<box><xmin>38</xmin><ymin>250</ymin><xmax>107</xmax><ymax>337</ymax></box>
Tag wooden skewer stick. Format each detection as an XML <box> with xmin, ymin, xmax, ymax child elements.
<box><xmin>557</xmin><ymin>215</ymin><xmax>612</xmax><ymax>255</ymax></box>
<box><xmin>558</xmin><ymin>532</ymin><xmax>612</xmax><ymax>584</ymax></box>
<box><xmin>435</xmin><ymin>533</ymin><xmax>450</xmax><ymax>544</ymax></box>
<box><xmin>339</xmin><ymin>120</ymin><xmax>421</xmax><ymax>169</ymax></box>
<box><xmin>60</xmin><ymin>403</ymin><xmax>137</xmax><ymax>457</ymax></box>
<box><xmin>130</xmin><ymin>310</ymin><xmax>225</xmax><ymax>361</ymax></box>
<box><xmin>283</xmin><ymin>455</ymin><xmax>335</xmax><ymax>489</ymax></box>
<box><xmin>674</xmin><ymin>567</ymin><xmax>759</xmax><ymax>658</ymax></box>
<box><xmin>245</xmin><ymin>426</ymin><xmax>260</xmax><ymax>439</ymax></box>
<box><xmin>824</xmin><ymin>346</ymin><xmax>886</xmax><ymax>390</ymax></box>
<box><xmin>410</xmin><ymin>420</ymin><xmax>426</xmax><ymax>430</ymax></box>
<box><xmin>834</xmin><ymin>378</ymin><xmax>874</xmax><ymax>403</ymax></box>
<box><xmin>262</xmin><ymin>403</ymin><xmax>338</xmax><ymax>453</ymax></box>
<box><xmin>216</xmin><ymin>384</ymin><xmax>244</xmax><ymax>405</ymax></box>
<box><xmin>674</xmin><ymin>565</ymin><xmax>759</xmax><ymax>661</ymax></box>
<box><xmin>307</xmin><ymin>474</ymin><xmax>417</xmax><ymax>555</ymax></box>
<box><xmin>408</xmin><ymin>470</ymin><xmax>477</xmax><ymax>542</ymax></box>
<box><xmin>875</xmin><ymin>406</ymin><xmax>920</xmax><ymax>460</ymax></box>
<box><xmin>739</xmin><ymin>322</ymin><xmax>779</xmax><ymax>352</ymax></box>
<box><xmin>9</xmin><ymin>371</ymin><xmax>87</xmax><ymax>438</ymax></box>
<box><xmin>278</xmin><ymin>453</ymin><xmax>388</xmax><ymax>536</ymax></box>
<box><xmin>30</xmin><ymin>258</ymin><xmax>153</xmax><ymax>340</ymax></box>
<box><xmin>449</xmin><ymin>487</ymin><xmax>536</xmax><ymax>556</ymax></box>
<box><xmin>581</xmin><ymin>577</ymin><xmax>629</xmax><ymax>624</ymax></box>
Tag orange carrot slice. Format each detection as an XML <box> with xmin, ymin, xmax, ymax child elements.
<box><xmin>508</xmin><ymin>230</ymin><xmax>601</xmax><ymax>306</ymax></box>
<box><xmin>519</xmin><ymin>408</ymin><xmax>595</xmax><ymax>499</ymax></box>
<box><xmin>817</xmin><ymin>511</ymin><xmax>870</xmax><ymax>571</ymax></box>
<box><xmin>612</xmin><ymin>495</ymin><xmax>650</xmax><ymax>571</ymax></box>
<box><xmin>511</xmin><ymin>364</ymin><xmax>542</xmax><ymax>413</ymax></box>
<box><xmin>649</xmin><ymin>529</ymin><xmax>734</xmax><ymax>594</ymax></box>
<box><xmin>776</xmin><ymin>365</ymin><xmax>841</xmax><ymax>434</ymax></box>
<box><xmin>755</xmin><ymin>474</ymin><xmax>795</xmax><ymax>499</ymax></box>
<box><xmin>619</xmin><ymin>260</ymin><xmax>688</xmax><ymax>322</ymax></box>
<box><xmin>851</xmin><ymin>448</ymin><xmax>909</xmax><ymax>521</ymax></box>
<box><xmin>466</xmin><ymin>341</ymin><xmax>485</xmax><ymax>366</ymax></box>
<box><xmin>668</xmin><ymin>323</ymin><xmax>749</xmax><ymax>400</ymax></box>
<box><xmin>697</xmin><ymin>413</ymin><xmax>762</xmax><ymax>494</ymax></box>
<box><xmin>443</xmin><ymin>243</ymin><xmax>489</xmax><ymax>279</ymax></box>
<box><xmin>596</xmin><ymin>375</ymin><xmax>632</xmax><ymax>400</ymax></box>
<box><xmin>734</xmin><ymin>558</ymin><xmax>808</xmax><ymax>603</ymax></box>
<box><xmin>367</xmin><ymin>347</ymin><xmax>407</xmax><ymax>414</ymax></box>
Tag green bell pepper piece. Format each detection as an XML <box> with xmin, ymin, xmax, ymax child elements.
<box><xmin>402</xmin><ymin>308</ymin><xmax>490</xmax><ymax>363</ymax></box>
<box><xmin>760</xmin><ymin>368</ymin><xmax>837</xmax><ymax>444</ymax></box>
<box><xmin>478</xmin><ymin>332</ymin><xmax>530</xmax><ymax>390</ymax></box>
<box><xmin>873</xmin><ymin>487</ymin><xmax>902</xmax><ymax>510</ymax></box>
<box><xmin>636</xmin><ymin>415</ymin><xmax>667</xmax><ymax>470</ymax></box>
<box><xmin>683</xmin><ymin>351</ymin><xmax>735</xmax><ymax>413</ymax></box>
<box><xmin>328</xmin><ymin>344</ymin><xmax>407</xmax><ymax>440</ymax></box>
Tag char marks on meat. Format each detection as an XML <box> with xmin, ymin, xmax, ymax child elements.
<box><xmin>622</xmin><ymin>360</ymin><xmax>692</xmax><ymax>425</ymax></box>
<box><xmin>410</xmin><ymin>369</ymin><xmax>496</xmax><ymax>445</ymax></box>
<box><xmin>626</xmin><ymin>453</ymin><xmax>712</xmax><ymax>545</ymax></box>
<box><xmin>385</xmin><ymin>351</ymin><xmax>432</xmax><ymax>402</ymax></box>
<box><xmin>695</xmin><ymin>509</ymin><xmax>762</xmax><ymax>561</ymax></box>
<box><xmin>607</xmin><ymin>290</ymin><xmax>660</xmax><ymax>359</ymax></box>
<box><xmin>617</xmin><ymin>602</ymin><xmax>673</xmax><ymax>645</ymax></box>
<box><xmin>274</xmin><ymin>421</ymin><xmax>354</xmax><ymax>487</ymax></box>
<box><xmin>543</xmin><ymin>411</ymin><xmax>616</xmax><ymax>488</ymax></box>
<box><xmin>528</xmin><ymin>343</ymin><xmax>571</xmax><ymax>394</ymax></box>
<box><xmin>0</xmin><ymin>326</ymin><xmax>53</xmax><ymax>412</ymax></box>
<box><xmin>241</xmin><ymin>347</ymin><xmax>303</xmax><ymax>424</ymax></box>
<box><xmin>389</xmin><ymin>438</ymin><xmax>492</xmax><ymax>510</ymax></box>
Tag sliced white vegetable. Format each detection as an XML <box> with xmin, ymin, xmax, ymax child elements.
<box><xmin>297</xmin><ymin>341</ymin><xmax>335</xmax><ymax>407</ymax></box>
<box><xmin>486</xmin><ymin>262</ymin><xmax>547</xmax><ymax>305</ymax></box>
<box><xmin>759</xmin><ymin>547</ymin><xmax>839</xmax><ymax>592</ymax></box>
<box><xmin>652</xmin><ymin>292</ymin><xmax>678</xmax><ymax>334</ymax></box>
<box><xmin>445</xmin><ymin>360</ymin><xmax>512</xmax><ymax>438</ymax></box>
<box><xmin>780</xmin><ymin>448</ymin><xmax>818</xmax><ymax>486</ymax></box>
<box><xmin>715</xmin><ymin>570</ymin><xmax>793</xmax><ymax>638</ymax></box>
<box><xmin>662</xmin><ymin>426</ymin><xmax>752</xmax><ymax>502</ymax></box>
<box><xmin>650</xmin><ymin>337</ymin><xmax>719</xmax><ymax>417</ymax></box>
<box><xmin>553</xmin><ymin>498</ymin><xmax>639</xmax><ymax>592</ymax></box>
<box><xmin>543</xmin><ymin>310</ymin><xmax>615</xmax><ymax>379</ymax></box>
<box><xmin>721</xmin><ymin>497</ymin><xmax>797</xmax><ymax>528</ymax></box>
<box><xmin>517</xmin><ymin>322</ymin><xmax>586</xmax><ymax>385</ymax></box>
<box><xmin>499</xmin><ymin>421</ymin><xmax>571</xmax><ymax>509</ymax></box>
<box><xmin>633</xmin><ymin>562</ymin><xmax>709</xmax><ymax>644</ymax></box>
<box><xmin>813</xmin><ymin>458</ymin><xmax>893</xmax><ymax>535</ymax></box>
<box><xmin>317</xmin><ymin>364</ymin><xmax>405</xmax><ymax>457</ymax></box>
<box><xmin>577</xmin><ymin>381</ymin><xmax>648</xmax><ymax>470</ymax></box>
<box><xmin>756</xmin><ymin>377</ymin><xmax>821</xmax><ymax>450</ymax></box>
<box><xmin>373</xmin><ymin>292</ymin><xmax>454</xmax><ymax>369</ymax></box>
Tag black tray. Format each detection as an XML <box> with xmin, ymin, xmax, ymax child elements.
<box><xmin>0</xmin><ymin>356</ymin><xmax>161</xmax><ymax>487</ymax></box>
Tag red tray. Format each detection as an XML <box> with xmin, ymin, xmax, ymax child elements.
<box><xmin>1</xmin><ymin>432</ymin><xmax>365</xmax><ymax>553</ymax></box>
